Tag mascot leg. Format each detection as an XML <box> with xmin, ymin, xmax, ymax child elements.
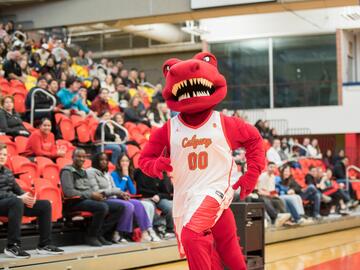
<box><xmin>212</xmin><ymin>208</ymin><xmax>247</xmax><ymax>270</ymax></box>
<box><xmin>181</xmin><ymin>226</ymin><xmax>223</xmax><ymax>270</ymax></box>
<box><xmin>181</xmin><ymin>196</ymin><xmax>224</xmax><ymax>270</ymax></box>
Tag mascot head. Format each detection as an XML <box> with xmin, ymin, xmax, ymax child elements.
<box><xmin>162</xmin><ymin>52</ymin><xmax>227</xmax><ymax>114</ymax></box>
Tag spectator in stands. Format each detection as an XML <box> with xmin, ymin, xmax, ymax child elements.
<box><xmin>139</xmin><ymin>70</ymin><xmax>147</xmax><ymax>84</ymax></box>
<box><xmin>300</xmin><ymin>137</ymin><xmax>310</xmax><ymax>156</ymax></box>
<box><xmin>152</xmin><ymin>83</ymin><xmax>164</xmax><ymax>103</ymax></box>
<box><xmin>24</xmin><ymin>118</ymin><xmax>65</xmax><ymax>159</ymax></box>
<box><xmin>266</xmin><ymin>139</ymin><xmax>283</xmax><ymax>167</ymax></box>
<box><xmin>308</xmin><ymin>138</ymin><xmax>322</xmax><ymax>159</ymax></box>
<box><xmin>88</xmin><ymin>152</ymin><xmax>160</xmax><ymax>242</ymax></box>
<box><xmin>254</xmin><ymin>120</ymin><xmax>266</xmax><ymax>138</ymax></box>
<box><xmin>323</xmin><ymin>149</ymin><xmax>334</xmax><ymax>169</ymax></box>
<box><xmin>127</xmin><ymin>68</ymin><xmax>139</xmax><ymax>89</ymax></box>
<box><xmin>114</xmin><ymin>80</ymin><xmax>131</xmax><ymax>104</ymax></box>
<box><xmin>304</xmin><ymin>166</ymin><xmax>324</xmax><ymax>219</ymax></box>
<box><xmin>87</xmin><ymin>77</ymin><xmax>101</xmax><ymax>102</ymax></box>
<box><xmin>60</xmin><ymin>148</ymin><xmax>124</xmax><ymax>246</ymax></box>
<box><xmin>120</xmin><ymin>69</ymin><xmax>130</xmax><ymax>86</ymax></box>
<box><xmin>40</xmin><ymin>55</ymin><xmax>59</xmax><ymax>79</ymax></box>
<box><xmin>124</xmin><ymin>96</ymin><xmax>149</xmax><ymax>126</ymax></box>
<box><xmin>0</xmin><ymin>96</ymin><xmax>30</xmax><ymax>137</ymax></box>
<box><xmin>101</xmin><ymin>74</ymin><xmax>115</xmax><ymax>96</ymax></box>
<box><xmin>111</xmin><ymin>153</ymin><xmax>157</xmax><ymax>238</ymax></box>
<box><xmin>28</xmin><ymin>52</ymin><xmax>42</xmax><ymax>73</ymax></box>
<box><xmin>333</xmin><ymin>149</ymin><xmax>345</xmax><ymax>166</ymax></box>
<box><xmin>51</xmin><ymin>40</ymin><xmax>69</xmax><ymax>62</ymax></box>
<box><xmin>134</xmin><ymin>168</ymin><xmax>175</xmax><ymax>238</ymax></box>
<box><xmin>333</xmin><ymin>156</ymin><xmax>358</xmax><ymax>204</ymax></box>
<box><xmin>95</xmin><ymin>111</ymin><xmax>126</xmax><ymax>164</ymax></box>
<box><xmin>0</xmin><ymin>143</ymin><xmax>64</xmax><ymax>258</ymax></box>
<box><xmin>90</xmin><ymin>88</ymin><xmax>111</xmax><ymax>116</ymax></box>
<box><xmin>75</xmin><ymin>49</ymin><xmax>89</xmax><ymax>66</ymax></box>
<box><xmin>276</xmin><ymin>165</ymin><xmax>310</xmax><ymax>224</ymax></box>
<box><xmin>57</xmin><ymin>76</ymin><xmax>91</xmax><ymax>117</ymax></box>
<box><xmin>318</xmin><ymin>168</ymin><xmax>351</xmax><ymax>215</ymax></box>
<box><xmin>257</xmin><ymin>162</ymin><xmax>292</xmax><ymax>227</ymax></box>
<box><xmin>147</xmin><ymin>101</ymin><xmax>171</xmax><ymax>128</ymax></box>
<box><xmin>3</xmin><ymin>51</ymin><xmax>24</xmax><ymax>82</ymax></box>
<box><xmin>112</xmin><ymin>113</ymin><xmax>129</xmax><ymax>142</ymax></box>
<box><xmin>35</xmin><ymin>43</ymin><xmax>50</xmax><ymax>63</ymax></box>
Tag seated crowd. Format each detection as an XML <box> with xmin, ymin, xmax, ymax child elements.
<box><xmin>0</xmin><ymin>21</ymin><xmax>359</xmax><ymax>260</ymax></box>
<box><xmin>238</xmin><ymin>122</ymin><xmax>360</xmax><ymax>228</ymax></box>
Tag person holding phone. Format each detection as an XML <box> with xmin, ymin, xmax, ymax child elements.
<box><xmin>0</xmin><ymin>143</ymin><xmax>64</xmax><ymax>258</ymax></box>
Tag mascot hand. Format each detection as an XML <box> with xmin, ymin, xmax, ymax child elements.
<box><xmin>154</xmin><ymin>157</ymin><xmax>173</xmax><ymax>179</ymax></box>
<box><xmin>236</xmin><ymin>176</ymin><xmax>257</xmax><ymax>200</ymax></box>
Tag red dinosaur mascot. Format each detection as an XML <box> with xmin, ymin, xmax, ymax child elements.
<box><xmin>139</xmin><ymin>52</ymin><xmax>265</xmax><ymax>270</ymax></box>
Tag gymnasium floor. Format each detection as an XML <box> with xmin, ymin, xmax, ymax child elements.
<box><xmin>139</xmin><ymin>227</ymin><xmax>360</xmax><ymax>270</ymax></box>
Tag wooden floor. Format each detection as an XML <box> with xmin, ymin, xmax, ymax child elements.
<box><xmin>139</xmin><ymin>228</ymin><xmax>360</xmax><ymax>270</ymax></box>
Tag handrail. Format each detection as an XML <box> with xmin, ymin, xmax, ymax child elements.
<box><xmin>141</xmin><ymin>82</ymin><xmax>156</xmax><ymax>89</ymax></box>
<box><xmin>346</xmin><ymin>165</ymin><xmax>360</xmax><ymax>191</ymax></box>
<box><xmin>30</xmin><ymin>88</ymin><xmax>57</xmax><ymax>126</ymax></box>
<box><xmin>100</xmin><ymin>120</ymin><xmax>128</xmax><ymax>152</ymax></box>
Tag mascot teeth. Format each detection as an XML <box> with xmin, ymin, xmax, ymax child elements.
<box><xmin>172</xmin><ymin>77</ymin><xmax>215</xmax><ymax>100</ymax></box>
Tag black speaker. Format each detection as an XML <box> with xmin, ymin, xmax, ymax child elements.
<box><xmin>230</xmin><ymin>202</ymin><xmax>265</xmax><ymax>270</ymax></box>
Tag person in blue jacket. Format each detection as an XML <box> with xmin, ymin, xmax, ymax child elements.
<box><xmin>56</xmin><ymin>76</ymin><xmax>91</xmax><ymax>117</ymax></box>
<box><xmin>111</xmin><ymin>153</ymin><xmax>160</xmax><ymax>241</ymax></box>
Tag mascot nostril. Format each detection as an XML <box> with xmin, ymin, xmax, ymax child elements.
<box><xmin>139</xmin><ymin>51</ymin><xmax>265</xmax><ymax>270</ymax></box>
<box><xmin>190</xmin><ymin>62</ymin><xmax>200</xmax><ymax>72</ymax></box>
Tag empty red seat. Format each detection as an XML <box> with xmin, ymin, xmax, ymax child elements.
<box><xmin>22</xmin><ymin>122</ymin><xmax>37</xmax><ymax>133</ymax></box>
<box><xmin>55</xmin><ymin>114</ymin><xmax>75</xmax><ymax>141</ymax></box>
<box><xmin>14</xmin><ymin>136</ymin><xmax>29</xmax><ymax>154</ymax></box>
<box><xmin>13</xmin><ymin>91</ymin><xmax>26</xmax><ymax>113</ymax></box>
<box><xmin>0</xmin><ymin>135</ymin><xmax>12</xmax><ymax>143</ymax></box>
<box><xmin>10</xmin><ymin>156</ymin><xmax>39</xmax><ymax>186</ymax></box>
<box><xmin>34</xmin><ymin>178</ymin><xmax>63</xmax><ymax>221</ymax></box>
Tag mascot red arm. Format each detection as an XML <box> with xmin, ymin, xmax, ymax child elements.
<box><xmin>139</xmin><ymin>52</ymin><xmax>265</xmax><ymax>270</ymax></box>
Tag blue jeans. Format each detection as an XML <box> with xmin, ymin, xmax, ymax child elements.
<box><xmin>98</xmin><ymin>144</ymin><xmax>126</xmax><ymax>164</ymax></box>
<box><xmin>280</xmin><ymin>195</ymin><xmax>301</xmax><ymax>222</ymax></box>
<box><xmin>301</xmin><ymin>184</ymin><xmax>321</xmax><ymax>217</ymax></box>
<box><xmin>336</xmin><ymin>179</ymin><xmax>354</xmax><ymax>199</ymax></box>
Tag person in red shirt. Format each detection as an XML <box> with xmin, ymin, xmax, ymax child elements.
<box><xmin>24</xmin><ymin>118</ymin><xmax>66</xmax><ymax>159</ymax></box>
<box><xmin>90</xmin><ymin>88</ymin><xmax>111</xmax><ymax>116</ymax></box>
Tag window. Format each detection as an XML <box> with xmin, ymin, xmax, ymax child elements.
<box><xmin>211</xmin><ymin>39</ymin><xmax>270</xmax><ymax>110</ymax></box>
<box><xmin>273</xmin><ymin>35</ymin><xmax>337</xmax><ymax>107</ymax></box>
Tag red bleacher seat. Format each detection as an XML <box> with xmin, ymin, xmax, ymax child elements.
<box><xmin>35</xmin><ymin>156</ymin><xmax>61</xmax><ymax>186</ymax></box>
<box><xmin>34</xmin><ymin>178</ymin><xmax>63</xmax><ymax>221</ymax></box>
<box><xmin>56</xmin><ymin>157</ymin><xmax>73</xmax><ymax>169</ymax></box>
<box><xmin>0</xmin><ymin>135</ymin><xmax>12</xmax><ymax>143</ymax></box>
<box><xmin>4</xmin><ymin>141</ymin><xmax>18</xmax><ymax>157</ymax></box>
<box><xmin>14</xmin><ymin>136</ymin><xmax>29</xmax><ymax>154</ymax></box>
<box><xmin>55</xmin><ymin>114</ymin><xmax>75</xmax><ymax>141</ymax></box>
<box><xmin>22</xmin><ymin>122</ymin><xmax>37</xmax><ymax>133</ymax></box>
<box><xmin>56</xmin><ymin>139</ymin><xmax>75</xmax><ymax>159</ymax></box>
<box><xmin>10</xmin><ymin>156</ymin><xmax>39</xmax><ymax>186</ymax></box>
<box><xmin>13</xmin><ymin>91</ymin><xmax>26</xmax><ymax>113</ymax></box>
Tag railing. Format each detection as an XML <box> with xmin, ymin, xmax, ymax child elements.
<box><xmin>285</xmin><ymin>128</ymin><xmax>312</xmax><ymax>136</ymax></box>
<box><xmin>30</xmin><ymin>88</ymin><xmax>57</xmax><ymax>126</ymax></box>
<box><xmin>346</xmin><ymin>165</ymin><xmax>360</xmax><ymax>191</ymax></box>
<box><xmin>100</xmin><ymin>120</ymin><xmax>129</xmax><ymax>152</ymax></box>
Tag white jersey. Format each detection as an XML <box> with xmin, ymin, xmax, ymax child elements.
<box><xmin>169</xmin><ymin>111</ymin><xmax>238</xmax><ymax>252</ymax></box>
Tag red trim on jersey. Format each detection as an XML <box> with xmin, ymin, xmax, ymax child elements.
<box><xmin>178</xmin><ymin>111</ymin><xmax>213</xmax><ymax>129</ymax></box>
<box><xmin>166</xmin><ymin>120</ymin><xmax>171</xmax><ymax>156</ymax></box>
<box><xmin>220</xmin><ymin>113</ymin><xmax>232</xmax><ymax>150</ymax></box>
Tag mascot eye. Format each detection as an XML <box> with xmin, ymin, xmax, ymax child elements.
<box><xmin>203</xmin><ymin>56</ymin><xmax>211</xmax><ymax>62</ymax></box>
<box><xmin>165</xmin><ymin>65</ymin><xmax>171</xmax><ymax>71</ymax></box>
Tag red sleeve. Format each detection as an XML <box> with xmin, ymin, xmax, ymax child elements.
<box><xmin>221</xmin><ymin>115</ymin><xmax>265</xmax><ymax>192</ymax></box>
<box><xmin>138</xmin><ymin>121</ymin><xmax>170</xmax><ymax>178</ymax></box>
